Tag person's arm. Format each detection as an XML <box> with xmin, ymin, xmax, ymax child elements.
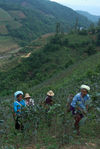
<box><xmin>31</xmin><ymin>99</ymin><xmax>35</xmax><ymax>106</ymax></box>
<box><xmin>14</xmin><ymin>102</ymin><xmax>21</xmax><ymax>113</ymax></box>
<box><xmin>23</xmin><ymin>100</ymin><xmax>26</xmax><ymax>107</ymax></box>
<box><xmin>86</xmin><ymin>95</ymin><xmax>91</xmax><ymax>111</ymax></box>
<box><xmin>14</xmin><ymin>102</ymin><xmax>18</xmax><ymax>113</ymax></box>
<box><xmin>86</xmin><ymin>105</ymin><xmax>88</xmax><ymax>110</ymax></box>
<box><xmin>71</xmin><ymin>95</ymin><xmax>78</xmax><ymax>108</ymax></box>
<box><xmin>72</xmin><ymin>95</ymin><xmax>87</xmax><ymax>115</ymax></box>
<box><xmin>44</xmin><ymin>97</ymin><xmax>47</xmax><ymax>105</ymax></box>
<box><xmin>77</xmin><ymin>106</ymin><xmax>83</xmax><ymax>111</ymax></box>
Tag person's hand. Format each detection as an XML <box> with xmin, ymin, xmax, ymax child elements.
<box><xmin>77</xmin><ymin>107</ymin><xmax>82</xmax><ymax>112</ymax></box>
<box><xmin>76</xmin><ymin>107</ymin><xmax>87</xmax><ymax>116</ymax></box>
<box><xmin>83</xmin><ymin>110</ymin><xmax>87</xmax><ymax>116</ymax></box>
<box><xmin>13</xmin><ymin>113</ymin><xmax>16</xmax><ymax>120</ymax></box>
<box><xmin>14</xmin><ymin>113</ymin><xmax>16</xmax><ymax>117</ymax></box>
<box><xmin>45</xmin><ymin>105</ymin><xmax>49</xmax><ymax>109</ymax></box>
<box><xmin>86</xmin><ymin>105</ymin><xmax>88</xmax><ymax>111</ymax></box>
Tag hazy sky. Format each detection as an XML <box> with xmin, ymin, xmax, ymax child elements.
<box><xmin>50</xmin><ymin>0</ymin><xmax>100</xmax><ymax>16</ymax></box>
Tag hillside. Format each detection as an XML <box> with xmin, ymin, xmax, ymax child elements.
<box><xmin>0</xmin><ymin>33</ymin><xmax>94</xmax><ymax>95</ymax></box>
<box><xmin>77</xmin><ymin>10</ymin><xmax>100</xmax><ymax>23</ymax></box>
<box><xmin>0</xmin><ymin>26</ymin><xmax>100</xmax><ymax>95</ymax></box>
<box><xmin>0</xmin><ymin>30</ymin><xmax>100</xmax><ymax>148</ymax></box>
<box><xmin>0</xmin><ymin>0</ymin><xmax>91</xmax><ymax>52</ymax></box>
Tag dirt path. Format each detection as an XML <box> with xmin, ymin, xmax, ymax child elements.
<box><xmin>0</xmin><ymin>47</ymin><xmax>22</xmax><ymax>59</ymax></box>
<box><xmin>0</xmin><ymin>55</ymin><xmax>8</xmax><ymax>59</ymax></box>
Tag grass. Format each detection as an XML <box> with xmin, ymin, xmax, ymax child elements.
<box><xmin>0</xmin><ymin>8</ymin><xmax>12</xmax><ymax>21</ymax></box>
<box><xmin>67</xmin><ymin>34</ymin><xmax>91</xmax><ymax>43</ymax></box>
<box><xmin>0</xmin><ymin>36</ymin><xmax>19</xmax><ymax>54</ymax></box>
<box><xmin>24</xmin><ymin>48</ymin><xmax>100</xmax><ymax>97</ymax></box>
<box><xmin>0</xmin><ymin>32</ymin><xmax>98</xmax><ymax>95</ymax></box>
<box><xmin>0</xmin><ymin>33</ymin><xmax>53</xmax><ymax>71</ymax></box>
<box><xmin>0</xmin><ymin>8</ymin><xmax>22</xmax><ymax>29</ymax></box>
<box><xmin>8</xmin><ymin>10</ymin><xmax>26</xmax><ymax>19</ymax></box>
<box><xmin>0</xmin><ymin>25</ymin><xmax>8</xmax><ymax>34</ymax></box>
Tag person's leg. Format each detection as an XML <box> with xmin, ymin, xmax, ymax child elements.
<box><xmin>21</xmin><ymin>123</ymin><xmax>24</xmax><ymax>131</ymax></box>
<box><xmin>70</xmin><ymin>106</ymin><xmax>82</xmax><ymax>135</ymax></box>
<box><xmin>15</xmin><ymin>118</ymin><xmax>21</xmax><ymax>130</ymax></box>
<box><xmin>74</xmin><ymin>114</ymin><xmax>83</xmax><ymax>135</ymax></box>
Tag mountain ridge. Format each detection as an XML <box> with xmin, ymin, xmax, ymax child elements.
<box><xmin>76</xmin><ymin>10</ymin><xmax>100</xmax><ymax>23</ymax></box>
<box><xmin>0</xmin><ymin>0</ymin><xmax>91</xmax><ymax>47</ymax></box>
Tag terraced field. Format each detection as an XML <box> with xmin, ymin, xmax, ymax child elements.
<box><xmin>0</xmin><ymin>36</ymin><xmax>19</xmax><ymax>54</ymax></box>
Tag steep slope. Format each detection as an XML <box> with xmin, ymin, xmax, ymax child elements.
<box><xmin>0</xmin><ymin>0</ymin><xmax>91</xmax><ymax>47</ymax></box>
<box><xmin>0</xmin><ymin>30</ymin><xmax>99</xmax><ymax>95</ymax></box>
<box><xmin>0</xmin><ymin>33</ymin><xmax>100</xmax><ymax>149</ymax></box>
<box><xmin>77</xmin><ymin>10</ymin><xmax>100</xmax><ymax>23</ymax></box>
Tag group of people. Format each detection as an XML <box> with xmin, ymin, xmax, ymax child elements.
<box><xmin>13</xmin><ymin>84</ymin><xmax>91</xmax><ymax>135</ymax></box>
<box><xmin>13</xmin><ymin>90</ymin><xmax>54</xmax><ymax>130</ymax></box>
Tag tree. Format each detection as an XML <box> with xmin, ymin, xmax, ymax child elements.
<box><xmin>74</xmin><ymin>18</ymin><xmax>79</xmax><ymax>32</ymax></box>
<box><xmin>97</xmin><ymin>19</ymin><xmax>100</xmax><ymax>27</ymax></box>
<box><xmin>89</xmin><ymin>23</ymin><xmax>95</xmax><ymax>34</ymax></box>
<box><xmin>96</xmin><ymin>32</ymin><xmax>100</xmax><ymax>46</ymax></box>
<box><xmin>56</xmin><ymin>23</ymin><xmax>61</xmax><ymax>34</ymax></box>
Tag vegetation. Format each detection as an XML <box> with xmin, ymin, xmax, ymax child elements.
<box><xmin>0</xmin><ymin>14</ymin><xmax>100</xmax><ymax>149</ymax></box>
<box><xmin>0</xmin><ymin>36</ymin><xmax>19</xmax><ymax>54</ymax></box>
<box><xmin>0</xmin><ymin>52</ymin><xmax>100</xmax><ymax>148</ymax></box>
<box><xmin>0</xmin><ymin>0</ymin><xmax>91</xmax><ymax>47</ymax></box>
<box><xmin>0</xmin><ymin>31</ymin><xmax>97</xmax><ymax>95</ymax></box>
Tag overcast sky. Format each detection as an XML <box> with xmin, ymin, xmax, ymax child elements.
<box><xmin>50</xmin><ymin>0</ymin><xmax>100</xmax><ymax>16</ymax></box>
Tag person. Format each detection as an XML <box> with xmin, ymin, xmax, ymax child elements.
<box><xmin>24</xmin><ymin>93</ymin><xmax>34</xmax><ymax>106</ymax></box>
<box><xmin>13</xmin><ymin>91</ymin><xmax>26</xmax><ymax>130</ymax></box>
<box><xmin>70</xmin><ymin>85</ymin><xmax>91</xmax><ymax>135</ymax></box>
<box><xmin>44</xmin><ymin>90</ymin><xmax>55</xmax><ymax>126</ymax></box>
<box><xmin>44</xmin><ymin>90</ymin><xmax>55</xmax><ymax>107</ymax></box>
<box><xmin>66</xmin><ymin>94</ymin><xmax>74</xmax><ymax>112</ymax></box>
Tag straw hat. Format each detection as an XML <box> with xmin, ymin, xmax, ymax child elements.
<box><xmin>47</xmin><ymin>90</ymin><xmax>54</xmax><ymax>97</ymax></box>
<box><xmin>80</xmin><ymin>85</ymin><xmax>90</xmax><ymax>92</ymax></box>
<box><xmin>24</xmin><ymin>93</ymin><xmax>31</xmax><ymax>98</ymax></box>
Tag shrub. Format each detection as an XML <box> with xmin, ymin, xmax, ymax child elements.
<box><xmin>65</xmin><ymin>59</ymin><xmax>73</xmax><ymax>68</ymax></box>
<box><xmin>79</xmin><ymin>29</ymin><xmax>88</xmax><ymax>35</ymax></box>
<box><xmin>85</xmin><ymin>44</ymin><xmax>96</xmax><ymax>55</ymax></box>
<box><xmin>96</xmin><ymin>32</ymin><xmax>100</xmax><ymax>46</ymax></box>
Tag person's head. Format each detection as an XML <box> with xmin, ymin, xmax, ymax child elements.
<box><xmin>17</xmin><ymin>94</ymin><xmax>23</xmax><ymax>101</ymax></box>
<box><xmin>47</xmin><ymin>90</ymin><xmax>54</xmax><ymax>97</ymax></box>
<box><xmin>80</xmin><ymin>85</ymin><xmax>90</xmax><ymax>96</ymax></box>
<box><xmin>24</xmin><ymin>93</ymin><xmax>31</xmax><ymax>101</ymax></box>
<box><xmin>14</xmin><ymin>91</ymin><xmax>23</xmax><ymax>101</ymax></box>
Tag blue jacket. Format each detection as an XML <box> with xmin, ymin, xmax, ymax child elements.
<box><xmin>71</xmin><ymin>92</ymin><xmax>90</xmax><ymax>110</ymax></box>
<box><xmin>13</xmin><ymin>99</ymin><xmax>26</xmax><ymax>115</ymax></box>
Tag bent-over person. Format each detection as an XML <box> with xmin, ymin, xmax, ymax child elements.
<box><xmin>70</xmin><ymin>85</ymin><xmax>91</xmax><ymax>135</ymax></box>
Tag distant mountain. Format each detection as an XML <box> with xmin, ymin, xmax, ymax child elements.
<box><xmin>77</xmin><ymin>10</ymin><xmax>100</xmax><ymax>23</ymax></box>
<box><xmin>0</xmin><ymin>0</ymin><xmax>91</xmax><ymax>46</ymax></box>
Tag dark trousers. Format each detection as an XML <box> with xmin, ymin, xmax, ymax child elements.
<box><xmin>15</xmin><ymin>117</ymin><xmax>24</xmax><ymax>130</ymax></box>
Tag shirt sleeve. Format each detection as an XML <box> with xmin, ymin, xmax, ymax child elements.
<box><xmin>71</xmin><ymin>95</ymin><xmax>78</xmax><ymax>108</ymax></box>
<box><xmin>85</xmin><ymin>95</ymin><xmax>91</xmax><ymax>105</ymax></box>
<box><xmin>21</xmin><ymin>100</ymin><xmax>26</xmax><ymax>107</ymax></box>
<box><xmin>30</xmin><ymin>99</ymin><xmax>35</xmax><ymax>105</ymax></box>
<box><xmin>13</xmin><ymin>102</ymin><xmax>18</xmax><ymax>113</ymax></box>
<box><xmin>32</xmin><ymin>99</ymin><xmax>35</xmax><ymax>105</ymax></box>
